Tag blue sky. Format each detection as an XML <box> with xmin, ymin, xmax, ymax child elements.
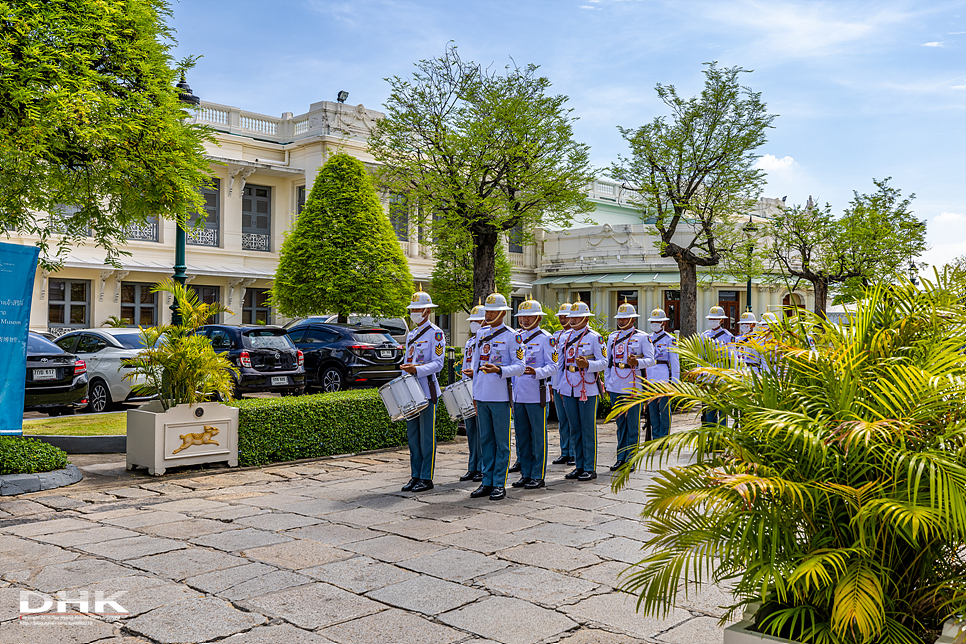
<box><xmin>169</xmin><ymin>0</ymin><xmax>966</xmax><ymax>270</ymax></box>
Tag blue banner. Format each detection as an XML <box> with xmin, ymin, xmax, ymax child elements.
<box><xmin>0</xmin><ymin>242</ymin><xmax>40</xmax><ymax>436</ymax></box>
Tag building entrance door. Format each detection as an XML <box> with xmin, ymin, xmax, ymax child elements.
<box><xmin>663</xmin><ymin>290</ymin><xmax>680</xmax><ymax>332</ymax></box>
<box><xmin>718</xmin><ymin>291</ymin><xmax>739</xmax><ymax>331</ymax></box>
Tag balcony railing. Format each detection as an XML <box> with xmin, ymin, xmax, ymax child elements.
<box><xmin>242</xmin><ymin>233</ymin><xmax>271</xmax><ymax>252</ymax></box>
<box><xmin>124</xmin><ymin>220</ymin><xmax>159</xmax><ymax>242</ymax></box>
<box><xmin>187</xmin><ymin>228</ymin><xmax>219</xmax><ymax>247</ymax></box>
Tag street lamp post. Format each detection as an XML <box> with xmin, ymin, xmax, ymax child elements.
<box><xmin>743</xmin><ymin>214</ymin><xmax>758</xmax><ymax>312</ymax></box>
<box><xmin>171</xmin><ymin>74</ymin><xmax>200</xmax><ymax>326</ymax></box>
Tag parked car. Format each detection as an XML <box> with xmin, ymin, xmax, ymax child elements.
<box><xmin>25</xmin><ymin>332</ymin><xmax>88</xmax><ymax>416</ymax></box>
<box><xmin>54</xmin><ymin>328</ymin><xmax>159</xmax><ymax>413</ymax></box>
<box><xmin>284</xmin><ymin>315</ymin><xmax>408</xmax><ymax>345</ymax></box>
<box><xmin>285</xmin><ymin>322</ymin><xmax>402</xmax><ymax>392</ymax></box>
<box><xmin>197</xmin><ymin>324</ymin><xmax>305</xmax><ymax>397</ymax></box>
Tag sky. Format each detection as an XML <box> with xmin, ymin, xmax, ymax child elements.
<box><xmin>168</xmin><ymin>0</ymin><xmax>966</xmax><ymax>272</ymax></box>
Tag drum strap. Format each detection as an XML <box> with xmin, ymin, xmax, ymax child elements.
<box><xmin>407</xmin><ymin>324</ymin><xmax>438</xmax><ymax>404</ymax></box>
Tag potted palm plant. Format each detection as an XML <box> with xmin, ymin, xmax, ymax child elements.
<box><xmin>609</xmin><ymin>272</ymin><xmax>966</xmax><ymax>644</ymax></box>
<box><xmin>124</xmin><ymin>279</ymin><xmax>239</xmax><ymax>476</ymax></box>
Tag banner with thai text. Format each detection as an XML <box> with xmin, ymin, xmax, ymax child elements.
<box><xmin>0</xmin><ymin>242</ymin><xmax>40</xmax><ymax>436</ymax></box>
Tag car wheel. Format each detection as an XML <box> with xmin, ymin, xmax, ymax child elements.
<box><xmin>86</xmin><ymin>380</ymin><xmax>112</xmax><ymax>413</ymax></box>
<box><xmin>320</xmin><ymin>366</ymin><xmax>344</xmax><ymax>393</ymax></box>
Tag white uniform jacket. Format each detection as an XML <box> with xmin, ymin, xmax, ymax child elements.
<box><xmin>512</xmin><ymin>327</ymin><xmax>558</xmax><ymax>405</ymax></box>
<box><xmin>604</xmin><ymin>328</ymin><xmax>656</xmax><ymax>394</ymax></box>
<box><xmin>405</xmin><ymin>321</ymin><xmax>445</xmax><ymax>398</ymax></box>
<box><xmin>646</xmin><ymin>330</ymin><xmax>680</xmax><ymax>382</ymax></box>
<box><xmin>470</xmin><ymin>323</ymin><xmax>526</xmax><ymax>402</ymax></box>
<box><xmin>554</xmin><ymin>327</ymin><xmax>607</xmax><ymax>398</ymax></box>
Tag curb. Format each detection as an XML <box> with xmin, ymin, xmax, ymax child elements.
<box><xmin>23</xmin><ymin>435</ymin><xmax>126</xmax><ymax>454</ymax></box>
<box><xmin>0</xmin><ymin>464</ymin><xmax>83</xmax><ymax>496</ymax></box>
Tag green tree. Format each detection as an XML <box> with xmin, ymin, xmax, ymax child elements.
<box><xmin>430</xmin><ymin>227</ymin><xmax>512</xmax><ymax>315</ymax></box>
<box><xmin>0</xmin><ymin>0</ymin><xmax>213</xmax><ymax>267</ymax></box>
<box><xmin>769</xmin><ymin>179</ymin><xmax>926</xmax><ymax>317</ymax></box>
<box><xmin>369</xmin><ymin>44</ymin><xmax>595</xmax><ymax>304</ymax></box>
<box><xmin>612</xmin><ymin>63</ymin><xmax>776</xmax><ymax>337</ymax></box>
<box><xmin>272</xmin><ymin>153</ymin><xmax>412</xmax><ymax>321</ymax></box>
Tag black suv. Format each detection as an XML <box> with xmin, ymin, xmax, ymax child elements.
<box><xmin>285</xmin><ymin>322</ymin><xmax>402</xmax><ymax>392</ymax></box>
<box><xmin>197</xmin><ymin>325</ymin><xmax>306</xmax><ymax>397</ymax></box>
<box><xmin>24</xmin><ymin>332</ymin><xmax>89</xmax><ymax>415</ymax></box>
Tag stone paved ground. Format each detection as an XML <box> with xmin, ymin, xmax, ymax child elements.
<box><xmin>0</xmin><ymin>415</ymin><xmax>735</xmax><ymax>644</ymax></box>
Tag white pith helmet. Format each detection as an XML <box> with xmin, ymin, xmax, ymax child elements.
<box><xmin>483</xmin><ymin>292</ymin><xmax>513</xmax><ymax>312</ymax></box>
<box><xmin>407</xmin><ymin>284</ymin><xmax>438</xmax><ymax>309</ymax></box>
<box><xmin>648</xmin><ymin>308</ymin><xmax>670</xmax><ymax>322</ymax></box>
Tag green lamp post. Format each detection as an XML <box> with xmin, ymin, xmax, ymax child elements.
<box><xmin>171</xmin><ymin>74</ymin><xmax>200</xmax><ymax>326</ymax></box>
<box><xmin>743</xmin><ymin>213</ymin><xmax>758</xmax><ymax>312</ymax></box>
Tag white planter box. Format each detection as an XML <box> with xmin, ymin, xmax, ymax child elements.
<box><xmin>126</xmin><ymin>401</ymin><xmax>238</xmax><ymax>476</ymax></box>
<box><xmin>725</xmin><ymin>606</ymin><xmax>963</xmax><ymax>644</ymax></box>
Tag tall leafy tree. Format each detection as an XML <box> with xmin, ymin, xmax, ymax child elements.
<box><xmin>612</xmin><ymin>63</ymin><xmax>775</xmax><ymax>337</ymax></box>
<box><xmin>0</xmin><ymin>0</ymin><xmax>213</xmax><ymax>267</ymax></box>
<box><xmin>769</xmin><ymin>179</ymin><xmax>926</xmax><ymax>317</ymax></box>
<box><xmin>368</xmin><ymin>44</ymin><xmax>595</xmax><ymax>304</ymax></box>
<box><xmin>272</xmin><ymin>153</ymin><xmax>412</xmax><ymax>321</ymax></box>
<box><xmin>430</xmin><ymin>227</ymin><xmax>512</xmax><ymax>315</ymax></box>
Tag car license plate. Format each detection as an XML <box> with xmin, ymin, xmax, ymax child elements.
<box><xmin>33</xmin><ymin>368</ymin><xmax>57</xmax><ymax>381</ymax></box>
<box><xmin>271</xmin><ymin>376</ymin><xmax>288</xmax><ymax>386</ymax></box>
<box><xmin>379</xmin><ymin>350</ymin><xmax>393</xmax><ymax>358</ymax></box>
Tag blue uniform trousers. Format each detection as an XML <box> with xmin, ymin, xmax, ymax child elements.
<box><xmin>560</xmin><ymin>394</ymin><xmax>598</xmax><ymax>473</ymax></box>
<box><xmin>647</xmin><ymin>396</ymin><xmax>672</xmax><ymax>440</ymax></box>
<box><xmin>609</xmin><ymin>392</ymin><xmax>641</xmax><ymax>462</ymax></box>
<box><xmin>514</xmin><ymin>402</ymin><xmax>548</xmax><ymax>481</ymax></box>
<box><xmin>701</xmin><ymin>407</ymin><xmax>727</xmax><ymax>429</ymax></box>
<box><xmin>553</xmin><ymin>390</ymin><xmax>573</xmax><ymax>458</ymax></box>
<box><xmin>465</xmin><ymin>415</ymin><xmax>482</xmax><ymax>473</ymax></box>
<box><xmin>477</xmin><ymin>401</ymin><xmax>512</xmax><ymax>488</ymax></box>
<box><xmin>406</xmin><ymin>402</ymin><xmax>437</xmax><ymax>480</ymax></box>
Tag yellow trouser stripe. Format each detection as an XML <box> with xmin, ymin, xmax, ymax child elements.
<box><xmin>503</xmin><ymin>407</ymin><xmax>512</xmax><ymax>487</ymax></box>
<box><xmin>540</xmin><ymin>408</ymin><xmax>548</xmax><ymax>479</ymax></box>
<box><xmin>592</xmin><ymin>396</ymin><xmax>598</xmax><ymax>471</ymax></box>
<box><xmin>429</xmin><ymin>402</ymin><xmax>437</xmax><ymax>479</ymax></box>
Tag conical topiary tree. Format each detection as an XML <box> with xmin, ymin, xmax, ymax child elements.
<box><xmin>272</xmin><ymin>153</ymin><xmax>412</xmax><ymax>321</ymax></box>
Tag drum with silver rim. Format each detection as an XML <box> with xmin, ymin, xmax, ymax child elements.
<box><xmin>378</xmin><ymin>374</ymin><xmax>429</xmax><ymax>422</ymax></box>
<box><xmin>441</xmin><ymin>378</ymin><xmax>476</xmax><ymax>421</ymax></box>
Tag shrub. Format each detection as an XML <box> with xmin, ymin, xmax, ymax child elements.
<box><xmin>609</xmin><ymin>274</ymin><xmax>966</xmax><ymax>644</ymax></box>
<box><xmin>0</xmin><ymin>436</ymin><xmax>69</xmax><ymax>475</ymax></box>
<box><xmin>229</xmin><ymin>389</ymin><xmax>457</xmax><ymax>467</ymax></box>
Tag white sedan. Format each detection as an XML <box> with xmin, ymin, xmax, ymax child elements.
<box><xmin>54</xmin><ymin>328</ymin><xmax>156</xmax><ymax>413</ymax></box>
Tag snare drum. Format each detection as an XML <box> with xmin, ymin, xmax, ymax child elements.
<box><xmin>441</xmin><ymin>378</ymin><xmax>476</xmax><ymax>420</ymax></box>
<box><xmin>378</xmin><ymin>374</ymin><xmax>429</xmax><ymax>422</ymax></box>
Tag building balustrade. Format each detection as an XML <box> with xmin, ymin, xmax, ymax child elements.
<box><xmin>124</xmin><ymin>220</ymin><xmax>159</xmax><ymax>242</ymax></box>
<box><xmin>187</xmin><ymin>228</ymin><xmax>219</xmax><ymax>247</ymax></box>
<box><xmin>241</xmin><ymin>233</ymin><xmax>271</xmax><ymax>252</ymax></box>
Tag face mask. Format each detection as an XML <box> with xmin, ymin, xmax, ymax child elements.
<box><xmin>410</xmin><ymin>311</ymin><xmax>426</xmax><ymax>325</ymax></box>
<box><xmin>739</xmin><ymin>324</ymin><xmax>754</xmax><ymax>335</ymax></box>
<box><xmin>709</xmin><ymin>320</ymin><xmax>721</xmax><ymax>329</ymax></box>
<box><xmin>650</xmin><ymin>322</ymin><xmax>663</xmax><ymax>332</ymax></box>
<box><xmin>469</xmin><ymin>321</ymin><xmax>481</xmax><ymax>334</ymax></box>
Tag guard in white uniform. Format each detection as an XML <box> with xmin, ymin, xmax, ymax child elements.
<box><xmin>733</xmin><ymin>311</ymin><xmax>762</xmax><ymax>373</ymax></box>
<box><xmin>469</xmin><ymin>293</ymin><xmax>526</xmax><ymax>500</ymax></box>
<box><xmin>550</xmin><ymin>303</ymin><xmax>574</xmax><ymax>466</ymax></box>
<box><xmin>459</xmin><ymin>303</ymin><xmax>486</xmax><ymax>483</ymax></box>
<box><xmin>604</xmin><ymin>302</ymin><xmax>655</xmax><ymax>470</ymax></box>
<box><xmin>700</xmin><ymin>305</ymin><xmax>733</xmax><ymax>429</ymax></box>
<box><xmin>646</xmin><ymin>308</ymin><xmax>679</xmax><ymax>440</ymax></box>
<box><xmin>556</xmin><ymin>300</ymin><xmax>607</xmax><ymax>481</ymax></box>
<box><xmin>511</xmin><ymin>299</ymin><xmax>557</xmax><ymax>489</ymax></box>
<box><xmin>400</xmin><ymin>288</ymin><xmax>445</xmax><ymax>493</ymax></box>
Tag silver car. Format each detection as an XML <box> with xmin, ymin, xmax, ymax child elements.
<box><xmin>53</xmin><ymin>328</ymin><xmax>156</xmax><ymax>413</ymax></box>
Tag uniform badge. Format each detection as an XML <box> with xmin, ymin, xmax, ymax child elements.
<box><xmin>516</xmin><ymin>334</ymin><xmax>523</xmax><ymax>344</ymax></box>
<box><xmin>407</xmin><ymin>346</ymin><xmax>415</xmax><ymax>360</ymax></box>
<box><xmin>551</xmin><ymin>351</ymin><xmax>559</xmax><ymax>362</ymax></box>
<box><xmin>601</xmin><ymin>344</ymin><xmax>607</xmax><ymax>358</ymax></box>
<box><xmin>548</xmin><ymin>337</ymin><xmax>556</xmax><ymax>347</ymax></box>
<box><xmin>516</xmin><ymin>348</ymin><xmax>524</xmax><ymax>360</ymax></box>
<box><xmin>434</xmin><ymin>331</ymin><xmax>443</xmax><ymax>341</ymax></box>
<box><xmin>435</xmin><ymin>345</ymin><xmax>443</xmax><ymax>356</ymax></box>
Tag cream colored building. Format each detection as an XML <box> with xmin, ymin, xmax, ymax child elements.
<box><xmin>12</xmin><ymin>93</ymin><xmax>807</xmax><ymax>343</ymax></box>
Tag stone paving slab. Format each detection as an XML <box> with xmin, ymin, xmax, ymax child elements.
<box><xmin>140</xmin><ymin>517</ymin><xmax>244</xmax><ymax>538</ymax></box>
<box><xmin>184</xmin><ymin>561</ymin><xmax>277</xmax><ymax>594</ymax></box>
<box><xmin>440</xmin><ymin>595</ymin><xmax>577</xmax><ymax>644</ymax></box>
<box><xmin>34</xmin><ymin>526</ymin><xmax>141</xmax><ymax>547</ymax></box>
<box><xmin>190</xmin><ymin>527</ymin><xmax>292</xmax><ymax>552</ymax></box>
<box><xmin>282</xmin><ymin>522</ymin><xmax>380</xmax><ymax>546</ymax></box>
<box><xmin>234</xmin><ymin>512</ymin><xmax>322</xmax><ymax>531</ymax></box>
<box><xmin>240</xmin><ymin>582</ymin><xmax>383</xmax><ymax>630</ymax></box>
<box><xmin>397</xmin><ymin>546</ymin><xmax>509</xmax><ymax>582</ymax></box>
<box><xmin>129</xmin><ymin>547</ymin><xmax>249</xmax><ymax>581</ymax></box>
<box><xmin>366</xmin><ymin>574</ymin><xmax>488</xmax><ymax>615</ymax></box>
<box><xmin>499</xmin><ymin>542</ymin><xmax>602</xmax><ymax>572</ymax></box>
<box><xmin>75</xmin><ymin>535</ymin><xmax>186</xmax><ymax>560</ymax></box>
<box><xmin>211</xmin><ymin>623</ymin><xmax>334</xmax><ymax>644</ymax></box>
<box><xmin>657</xmin><ymin>615</ymin><xmax>726</xmax><ymax>644</ymax></box>
<box><xmin>319</xmin><ymin>607</ymin><xmax>463</xmax><ymax>644</ymax></box>
<box><xmin>342</xmin><ymin>534</ymin><xmax>443</xmax><ymax>562</ymax></box>
<box><xmin>240</xmin><ymin>539</ymin><xmax>352</xmax><ymax>570</ymax></box>
<box><xmin>481</xmin><ymin>566</ymin><xmax>601</xmax><ymax>607</ymax></box>
<box><xmin>125</xmin><ymin>596</ymin><xmax>266</xmax><ymax>643</ymax></box>
<box><xmin>562</xmin><ymin>592</ymin><xmax>692</xmax><ymax>640</ymax></box>
<box><xmin>433</xmin><ymin>527</ymin><xmax>527</xmax><ymax>554</ymax></box>
<box><xmin>0</xmin><ymin>616</ymin><xmax>116</xmax><ymax>644</ymax></box>
<box><xmin>13</xmin><ymin>558</ymin><xmax>135</xmax><ymax>592</ymax></box>
<box><xmin>68</xmin><ymin>574</ymin><xmax>202</xmax><ymax>617</ymax></box>
<box><xmin>300</xmin><ymin>555</ymin><xmax>417</xmax><ymax>593</ymax></box>
<box><xmin>220</xmin><ymin>570</ymin><xmax>312</xmax><ymax>600</ymax></box>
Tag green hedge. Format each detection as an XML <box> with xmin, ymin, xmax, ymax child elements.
<box><xmin>0</xmin><ymin>436</ymin><xmax>69</xmax><ymax>475</ymax></box>
<box><xmin>229</xmin><ymin>388</ymin><xmax>457</xmax><ymax>467</ymax></box>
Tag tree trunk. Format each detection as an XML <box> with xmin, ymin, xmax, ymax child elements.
<box><xmin>677</xmin><ymin>259</ymin><xmax>698</xmax><ymax>337</ymax></box>
<box><xmin>473</xmin><ymin>229</ymin><xmax>498</xmax><ymax>305</ymax></box>
<box><xmin>337</xmin><ymin>313</ymin><xmax>348</xmax><ymax>323</ymax></box>
<box><xmin>812</xmin><ymin>279</ymin><xmax>828</xmax><ymax>319</ymax></box>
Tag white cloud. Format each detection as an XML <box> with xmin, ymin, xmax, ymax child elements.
<box><xmin>579</xmin><ymin>4</ymin><xmax>600</xmax><ymax>8</ymax></box>
<box><xmin>922</xmin><ymin>41</ymin><xmax>944</xmax><ymax>47</ymax></box>
<box><xmin>952</xmin><ymin>84</ymin><xmax>966</xmax><ymax>90</ymax></box>
<box><xmin>922</xmin><ymin>241</ymin><xmax>966</xmax><ymax>270</ymax></box>
<box><xmin>755</xmin><ymin>154</ymin><xmax>798</xmax><ymax>172</ymax></box>
<box><xmin>935</xmin><ymin>211</ymin><xmax>965</xmax><ymax>223</ymax></box>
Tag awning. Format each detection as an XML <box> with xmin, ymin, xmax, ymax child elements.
<box><xmin>532</xmin><ymin>272</ymin><xmax>682</xmax><ymax>286</ymax></box>
<box><xmin>58</xmin><ymin>256</ymin><xmax>276</xmax><ymax>280</ymax></box>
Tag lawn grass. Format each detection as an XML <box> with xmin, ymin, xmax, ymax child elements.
<box><xmin>22</xmin><ymin>412</ymin><xmax>127</xmax><ymax>436</ymax></box>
